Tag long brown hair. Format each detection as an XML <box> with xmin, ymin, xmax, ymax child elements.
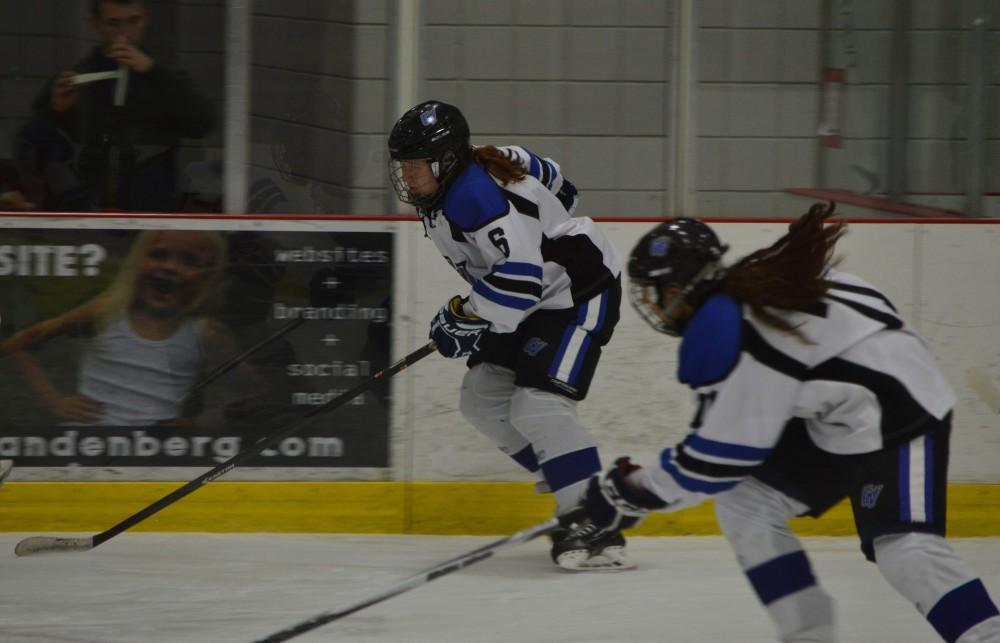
<box><xmin>719</xmin><ymin>202</ymin><xmax>847</xmax><ymax>336</ymax></box>
<box><xmin>472</xmin><ymin>146</ymin><xmax>528</xmax><ymax>185</ymax></box>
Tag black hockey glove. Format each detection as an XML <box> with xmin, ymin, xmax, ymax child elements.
<box><xmin>579</xmin><ymin>457</ymin><xmax>667</xmax><ymax>532</ymax></box>
<box><xmin>430</xmin><ymin>295</ymin><xmax>490</xmax><ymax>359</ymax></box>
<box><xmin>555</xmin><ymin>178</ymin><xmax>579</xmax><ymax>213</ymax></box>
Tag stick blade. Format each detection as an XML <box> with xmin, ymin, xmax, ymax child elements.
<box><xmin>15</xmin><ymin>536</ymin><xmax>94</xmax><ymax>557</ymax></box>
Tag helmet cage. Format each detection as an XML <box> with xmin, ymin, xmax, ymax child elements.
<box><xmin>627</xmin><ymin>219</ymin><xmax>728</xmax><ymax>337</ymax></box>
<box><xmin>628</xmin><ymin>280</ymin><xmax>673</xmax><ymax>335</ymax></box>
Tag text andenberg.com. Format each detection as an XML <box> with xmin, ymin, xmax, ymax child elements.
<box><xmin>0</xmin><ymin>430</ymin><xmax>345</xmax><ymax>463</ymax></box>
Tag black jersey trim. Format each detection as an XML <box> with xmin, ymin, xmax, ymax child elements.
<box><xmin>500</xmin><ymin>187</ymin><xmax>540</xmax><ymax>219</ymax></box>
<box><xmin>828</xmin><ymin>282</ymin><xmax>898</xmax><ymax>312</ymax></box>
<box><xmin>446</xmin><ymin>216</ymin><xmax>468</xmax><ymax>243</ymax></box>
<box><xmin>540</xmin><ymin>233</ymin><xmax>616</xmax><ymax>303</ymax></box>
<box><xmin>795</xmin><ymin>300</ymin><xmax>829</xmax><ymax>318</ymax></box>
<box><xmin>456</xmin><ymin>206</ymin><xmax>512</xmax><ymax>233</ymax></box>
<box><xmin>742</xmin><ymin>322</ymin><xmax>810</xmax><ymax>381</ymax></box>
<box><xmin>827</xmin><ymin>294</ymin><xmax>903</xmax><ymax>330</ymax></box>
<box><xmin>809</xmin><ymin>357</ymin><xmax>944</xmax><ymax>445</ymax></box>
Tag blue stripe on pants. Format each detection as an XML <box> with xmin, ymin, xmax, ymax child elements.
<box><xmin>540</xmin><ymin>447</ymin><xmax>601</xmax><ymax>492</ymax></box>
<box><xmin>927</xmin><ymin>579</ymin><xmax>1000</xmax><ymax>643</ymax></box>
<box><xmin>745</xmin><ymin>550</ymin><xmax>817</xmax><ymax>606</ymax></box>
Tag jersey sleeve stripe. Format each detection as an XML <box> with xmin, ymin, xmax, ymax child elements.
<box><xmin>539</xmin><ymin>158</ymin><xmax>552</xmax><ymax>187</ymax></box>
<box><xmin>472</xmin><ymin>279</ymin><xmax>537</xmax><ymax>311</ymax></box>
<box><xmin>542</xmin><ymin>159</ymin><xmax>556</xmax><ymax>188</ymax></box>
<box><xmin>683</xmin><ymin>433</ymin><xmax>771</xmax><ymax>462</ymax></box>
<box><xmin>493</xmin><ymin>261</ymin><xmax>543</xmax><ymax>279</ymax></box>
<box><xmin>659</xmin><ymin>450</ymin><xmax>742</xmax><ymax>494</ymax></box>
<box><xmin>527</xmin><ymin>152</ymin><xmax>542</xmax><ymax>180</ymax></box>
<box><xmin>482</xmin><ymin>273</ymin><xmax>543</xmax><ymax>299</ymax></box>
<box><xmin>675</xmin><ymin>444</ymin><xmax>760</xmax><ymax>478</ymax></box>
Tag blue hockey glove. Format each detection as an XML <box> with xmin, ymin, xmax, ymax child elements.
<box><xmin>430</xmin><ymin>295</ymin><xmax>490</xmax><ymax>359</ymax></box>
<box><xmin>579</xmin><ymin>457</ymin><xmax>667</xmax><ymax>532</ymax></box>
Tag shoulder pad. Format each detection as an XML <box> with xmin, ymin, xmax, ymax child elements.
<box><xmin>678</xmin><ymin>293</ymin><xmax>742</xmax><ymax>387</ymax></box>
<box><xmin>442</xmin><ymin>165</ymin><xmax>509</xmax><ymax>232</ymax></box>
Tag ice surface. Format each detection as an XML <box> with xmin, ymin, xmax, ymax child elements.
<box><xmin>1</xmin><ymin>533</ymin><xmax>998</xmax><ymax>642</ymax></box>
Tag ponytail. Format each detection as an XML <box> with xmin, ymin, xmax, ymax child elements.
<box><xmin>472</xmin><ymin>146</ymin><xmax>528</xmax><ymax>185</ymax></box>
<box><xmin>720</xmin><ymin>202</ymin><xmax>847</xmax><ymax>336</ymax></box>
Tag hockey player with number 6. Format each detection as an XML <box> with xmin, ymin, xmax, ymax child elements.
<box><xmin>559</xmin><ymin>203</ymin><xmax>1000</xmax><ymax>640</ymax></box>
<box><xmin>387</xmin><ymin>100</ymin><xmax>628</xmax><ymax>570</ymax></box>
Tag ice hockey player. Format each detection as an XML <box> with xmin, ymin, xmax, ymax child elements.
<box><xmin>388</xmin><ymin>100</ymin><xmax>628</xmax><ymax>570</ymax></box>
<box><xmin>559</xmin><ymin>203</ymin><xmax>1000</xmax><ymax>640</ymax></box>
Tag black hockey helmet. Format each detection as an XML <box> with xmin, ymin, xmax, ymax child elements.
<box><xmin>628</xmin><ymin>218</ymin><xmax>728</xmax><ymax>336</ymax></box>
<box><xmin>387</xmin><ymin>100</ymin><xmax>472</xmax><ymax>209</ymax></box>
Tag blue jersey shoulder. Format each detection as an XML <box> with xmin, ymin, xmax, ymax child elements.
<box><xmin>677</xmin><ymin>293</ymin><xmax>742</xmax><ymax>387</ymax></box>
<box><xmin>442</xmin><ymin>164</ymin><xmax>509</xmax><ymax>232</ymax></box>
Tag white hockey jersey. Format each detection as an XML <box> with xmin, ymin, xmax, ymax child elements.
<box><xmin>420</xmin><ymin>150</ymin><xmax>621</xmax><ymax>334</ymax></box>
<box><xmin>636</xmin><ymin>270</ymin><xmax>956</xmax><ymax>511</ymax></box>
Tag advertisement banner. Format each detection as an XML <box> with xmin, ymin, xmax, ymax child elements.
<box><xmin>0</xmin><ymin>227</ymin><xmax>392</xmax><ymax>468</ymax></box>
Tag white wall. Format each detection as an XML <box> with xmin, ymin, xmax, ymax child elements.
<box><xmin>396</xmin><ymin>219</ymin><xmax>1000</xmax><ymax>484</ymax></box>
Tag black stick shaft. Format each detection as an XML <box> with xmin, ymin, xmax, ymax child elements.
<box><xmin>184</xmin><ymin>317</ymin><xmax>306</xmax><ymax>399</ymax></box>
<box><xmin>89</xmin><ymin>340</ymin><xmax>437</xmax><ymax>548</ymax></box>
<box><xmin>254</xmin><ymin>517</ymin><xmax>558</xmax><ymax>643</ymax></box>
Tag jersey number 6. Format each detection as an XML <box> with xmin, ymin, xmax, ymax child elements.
<box><xmin>488</xmin><ymin>228</ymin><xmax>510</xmax><ymax>257</ymax></box>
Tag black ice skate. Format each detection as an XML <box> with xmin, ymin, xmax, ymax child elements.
<box><xmin>550</xmin><ymin>516</ymin><xmax>634</xmax><ymax>571</ymax></box>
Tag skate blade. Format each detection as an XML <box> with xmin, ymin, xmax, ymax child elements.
<box><xmin>555</xmin><ymin>546</ymin><xmax>636</xmax><ymax>572</ymax></box>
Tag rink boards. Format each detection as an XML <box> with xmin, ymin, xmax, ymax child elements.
<box><xmin>0</xmin><ymin>214</ymin><xmax>997</xmax><ymax>535</ymax></box>
<box><xmin>1</xmin><ymin>480</ymin><xmax>1000</xmax><ymax>536</ymax></box>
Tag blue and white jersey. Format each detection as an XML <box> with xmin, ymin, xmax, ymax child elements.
<box><xmin>421</xmin><ymin>161</ymin><xmax>620</xmax><ymax>334</ymax></box>
<box><xmin>634</xmin><ymin>270</ymin><xmax>956</xmax><ymax>511</ymax></box>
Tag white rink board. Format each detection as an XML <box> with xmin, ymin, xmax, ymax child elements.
<box><xmin>2</xmin><ymin>217</ymin><xmax>998</xmax><ymax>483</ymax></box>
<box><xmin>402</xmin><ymin>219</ymin><xmax>1000</xmax><ymax>485</ymax></box>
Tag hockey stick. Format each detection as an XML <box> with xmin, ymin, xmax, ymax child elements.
<box><xmin>253</xmin><ymin>517</ymin><xmax>560</xmax><ymax>643</ymax></box>
<box><xmin>183</xmin><ymin>317</ymin><xmax>306</xmax><ymax>399</ymax></box>
<box><xmin>13</xmin><ymin>340</ymin><xmax>438</xmax><ymax>557</ymax></box>
<box><xmin>0</xmin><ymin>459</ymin><xmax>13</xmax><ymax>488</ymax></box>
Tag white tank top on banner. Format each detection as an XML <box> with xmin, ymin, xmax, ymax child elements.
<box><xmin>74</xmin><ymin>314</ymin><xmax>206</xmax><ymax>426</ymax></box>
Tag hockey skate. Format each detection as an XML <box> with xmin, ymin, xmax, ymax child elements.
<box><xmin>550</xmin><ymin>514</ymin><xmax>635</xmax><ymax>571</ymax></box>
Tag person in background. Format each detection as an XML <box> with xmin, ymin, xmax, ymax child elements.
<box><xmin>388</xmin><ymin>100</ymin><xmax>626</xmax><ymax>571</ymax></box>
<box><xmin>31</xmin><ymin>0</ymin><xmax>214</xmax><ymax>212</ymax></box>
<box><xmin>563</xmin><ymin>203</ymin><xmax>1000</xmax><ymax>641</ymax></box>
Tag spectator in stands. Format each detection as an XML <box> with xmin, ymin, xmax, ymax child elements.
<box><xmin>30</xmin><ymin>0</ymin><xmax>215</xmax><ymax>212</ymax></box>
